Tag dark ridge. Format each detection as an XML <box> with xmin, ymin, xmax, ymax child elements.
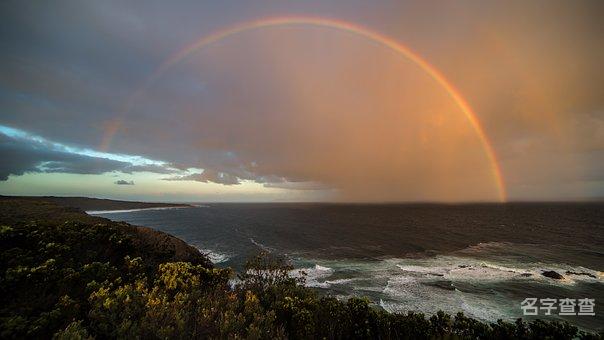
<box><xmin>0</xmin><ymin>198</ymin><xmax>210</xmax><ymax>267</ymax></box>
<box><xmin>0</xmin><ymin>195</ymin><xmax>191</xmax><ymax>212</ymax></box>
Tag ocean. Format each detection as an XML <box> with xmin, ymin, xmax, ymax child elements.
<box><xmin>91</xmin><ymin>203</ymin><xmax>604</xmax><ymax>332</ymax></box>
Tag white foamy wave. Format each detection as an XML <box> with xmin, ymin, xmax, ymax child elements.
<box><xmin>292</xmin><ymin>264</ymin><xmax>334</xmax><ymax>288</ymax></box>
<box><xmin>306</xmin><ymin>277</ymin><xmax>360</xmax><ymax>289</ymax></box>
<box><xmin>458</xmin><ymin>241</ymin><xmax>511</xmax><ymax>253</ymax></box>
<box><xmin>381</xmin><ymin>272</ymin><xmax>514</xmax><ymax>321</ymax></box>
<box><xmin>382</xmin><ymin>276</ymin><xmax>420</xmax><ymax>298</ymax></box>
<box><xmin>396</xmin><ymin>264</ymin><xmax>448</xmax><ymax>277</ymax></box>
<box><xmin>196</xmin><ymin>248</ymin><xmax>231</xmax><ymax>264</ymax></box>
<box><xmin>459</xmin><ymin>298</ymin><xmax>509</xmax><ymax>321</ymax></box>
<box><xmin>325</xmin><ymin>278</ymin><xmax>358</xmax><ymax>285</ymax></box>
<box><xmin>379</xmin><ymin>299</ymin><xmax>391</xmax><ymax>311</ymax></box>
<box><xmin>286</xmin><ymin>255</ymin><xmax>601</xmax><ymax>325</ymax></box>
<box><xmin>393</xmin><ymin>256</ymin><xmax>603</xmax><ymax>285</ymax></box>
<box><xmin>382</xmin><ymin>275</ymin><xmax>464</xmax><ymax>315</ymax></box>
<box><xmin>86</xmin><ymin>206</ymin><xmax>189</xmax><ymax>214</ymax></box>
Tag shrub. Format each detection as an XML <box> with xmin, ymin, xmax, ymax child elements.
<box><xmin>1</xmin><ymin>211</ymin><xmax>597</xmax><ymax>339</ymax></box>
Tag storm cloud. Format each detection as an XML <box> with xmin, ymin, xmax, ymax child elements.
<box><xmin>0</xmin><ymin>132</ymin><xmax>133</xmax><ymax>180</ymax></box>
<box><xmin>1</xmin><ymin>1</ymin><xmax>603</xmax><ymax>201</ymax></box>
<box><xmin>166</xmin><ymin>170</ymin><xmax>241</xmax><ymax>186</ymax></box>
<box><xmin>0</xmin><ymin>129</ymin><xmax>177</xmax><ymax>181</ymax></box>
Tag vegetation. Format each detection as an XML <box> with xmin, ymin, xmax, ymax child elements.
<box><xmin>0</xmin><ymin>195</ymin><xmax>191</xmax><ymax>212</ymax></box>
<box><xmin>0</xmin><ymin>199</ymin><xmax>601</xmax><ymax>339</ymax></box>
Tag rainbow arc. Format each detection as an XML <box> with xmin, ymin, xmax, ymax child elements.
<box><xmin>106</xmin><ymin>16</ymin><xmax>506</xmax><ymax>202</ymax></box>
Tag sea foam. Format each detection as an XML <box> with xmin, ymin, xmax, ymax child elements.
<box><xmin>195</xmin><ymin>247</ymin><xmax>231</xmax><ymax>264</ymax></box>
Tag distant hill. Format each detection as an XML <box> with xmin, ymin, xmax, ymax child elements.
<box><xmin>0</xmin><ymin>195</ymin><xmax>191</xmax><ymax>212</ymax></box>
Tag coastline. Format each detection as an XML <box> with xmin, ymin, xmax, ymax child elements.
<box><xmin>0</xmin><ymin>197</ymin><xmax>210</xmax><ymax>267</ymax></box>
<box><xmin>1</xmin><ymin>196</ymin><xmax>600</xmax><ymax>338</ymax></box>
<box><xmin>93</xmin><ymin>202</ymin><xmax>604</xmax><ymax>333</ymax></box>
<box><xmin>87</xmin><ymin>205</ymin><xmax>190</xmax><ymax>215</ymax></box>
<box><xmin>0</xmin><ymin>195</ymin><xmax>192</xmax><ymax>212</ymax></box>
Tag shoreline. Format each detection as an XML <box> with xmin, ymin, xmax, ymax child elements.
<box><xmin>0</xmin><ymin>195</ymin><xmax>192</xmax><ymax>212</ymax></box>
<box><xmin>1</xmin><ymin>196</ymin><xmax>600</xmax><ymax>337</ymax></box>
<box><xmin>87</xmin><ymin>205</ymin><xmax>191</xmax><ymax>215</ymax></box>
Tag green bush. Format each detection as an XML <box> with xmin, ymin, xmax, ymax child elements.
<box><xmin>1</xmin><ymin>215</ymin><xmax>600</xmax><ymax>339</ymax></box>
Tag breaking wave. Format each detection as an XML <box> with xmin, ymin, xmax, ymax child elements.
<box><xmin>289</xmin><ymin>250</ymin><xmax>602</xmax><ymax>323</ymax></box>
<box><xmin>292</xmin><ymin>264</ymin><xmax>334</xmax><ymax>288</ymax></box>
<box><xmin>196</xmin><ymin>247</ymin><xmax>231</xmax><ymax>264</ymax></box>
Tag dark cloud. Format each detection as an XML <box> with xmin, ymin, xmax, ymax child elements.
<box><xmin>123</xmin><ymin>164</ymin><xmax>179</xmax><ymax>174</ymax></box>
<box><xmin>0</xmin><ymin>132</ymin><xmax>177</xmax><ymax>180</ymax></box>
<box><xmin>0</xmin><ymin>133</ymin><xmax>133</xmax><ymax>180</ymax></box>
<box><xmin>165</xmin><ymin>171</ymin><xmax>330</xmax><ymax>190</ymax></box>
<box><xmin>115</xmin><ymin>179</ymin><xmax>134</xmax><ymax>185</ymax></box>
<box><xmin>165</xmin><ymin>170</ymin><xmax>240</xmax><ymax>185</ymax></box>
<box><xmin>0</xmin><ymin>1</ymin><xmax>603</xmax><ymax>200</ymax></box>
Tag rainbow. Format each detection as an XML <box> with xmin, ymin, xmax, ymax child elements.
<box><xmin>114</xmin><ymin>16</ymin><xmax>507</xmax><ymax>202</ymax></box>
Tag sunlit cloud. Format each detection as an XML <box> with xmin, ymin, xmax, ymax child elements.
<box><xmin>0</xmin><ymin>124</ymin><xmax>181</xmax><ymax>180</ymax></box>
<box><xmin>0</xmin><ymin>125</ymin><xmax>167</xmax><ymax>167</ymax></box>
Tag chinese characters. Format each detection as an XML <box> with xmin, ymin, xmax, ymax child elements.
<box><xmin>521</xmin><ymin>298</ymin><xmax>596</xmax><ymax>316</ymax></box>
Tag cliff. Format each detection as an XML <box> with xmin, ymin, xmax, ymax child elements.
<box><xmin>0</xmin><ymin>197</ymin><xmax>209</xmax><ymax>267</ymax></box>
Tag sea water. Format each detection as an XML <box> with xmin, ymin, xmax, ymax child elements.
<box><xmin>91</xmin><ymin>203</ymin><xmax>604</xmax><ymax>332</ymax></box>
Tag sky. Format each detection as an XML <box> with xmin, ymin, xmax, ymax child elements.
<box><xmin>1</xmin><ymin>0</ymin><xmax>603</xmax><ymax>202</ymax></box>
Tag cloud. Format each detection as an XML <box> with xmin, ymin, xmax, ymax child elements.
<box><xmin>0</xmin><ymin>128</ymin><xmax>177</xmax><ymax>180</ymax></box>
<box><xmin>115</xmin><ymin>179</ymin><xmax>134</xmax><ymax>185</ymax></box>
<box><xmin>123</xmin><ymin>164</ymin><xmax>180</xmax><ymax>174</ymax></box>
<box><xmin>165</xmin><ymin>170</ymin><xmax>240</xmax><ymax>185</ymax></box>
<box><xmin>165</xmin><ymin>171</ymin><xmax>331</xmax><ymax>191</ymax></box>
<box><xmin>0</xmin><ymin>132</ymin><xmax>132</xmax><ymax>180</ymax></box>
<box><xmin>1</xmin><ymin>1</ymin><xmax>603</xmax><ymax>201</ymax></box>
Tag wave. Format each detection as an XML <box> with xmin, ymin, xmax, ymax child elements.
<box><xmin>196</xmin><ymin>247</ymin><xmax>231</xmax><ymax>264</ymax></box>
<box><xmin>380</xmin><ymin>270</ymin><xmax>514</xmax><ymax>321</ymax></box>
<box><xmin>86</xmin><ymin>206</ymin><xmax>189</xmax><ymax>214</ymax></box>
<box><xmin>291</xmin><ymin>264</ymin><xmax>334</xmax><ymax>288</ymax></box>
<box><xmin>288</xmin><ymin>252</ymin><xmax>603</xmax><ymax>324</ymax></box>
<box><xmin>381</xmin><ymin>275</ymin><xmax>466</xmax><ymax>315</ymax></box>
<box><xmin>395</xmin><ymin>256</ymin><xmax>602</xmax><ymax>285</ymax></box>
<box><xmin>457</xmin><ymin>241</ymin><xmax>512</xmax><ymax>253</ymax></box>
<box><xmin>325</xmin><ymin>278</ymin><xmax>359</xmax><ymax>285</ymax></box>
<box><xmin>289</xmin><ymin>252</ymin><xmax>602</xmax><ymax>298</ymax></box>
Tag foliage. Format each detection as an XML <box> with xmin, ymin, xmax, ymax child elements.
<box><xmin>1</xmin><ymin>202</ymin><xmax>601</xmax><ymax>339</ymax></box>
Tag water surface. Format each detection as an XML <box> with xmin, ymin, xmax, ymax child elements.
<box><xmin>93</xmin><ymin>203</ymin><xmax>604</xmax><ymax>332</ymax></box>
